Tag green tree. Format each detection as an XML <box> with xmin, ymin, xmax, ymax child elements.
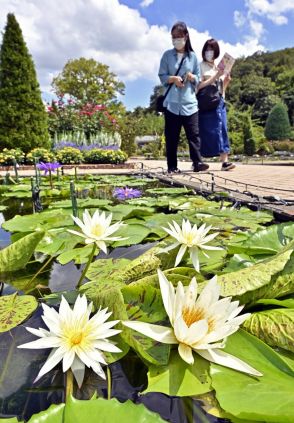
<box><xmin>0</xmin><ymin>13</ymin><xmax>50</xmax><ymax>152</ymax></box>
<box><xmin>264</xmin><ymin>102</ymin><xmax>292</xmax><ymax>140</ymax></box>
<box><xmin>149</xmin><ymin>84</ymin><xmax>165</xmax><ymax>112</ymax></box>
<box><xmin>276</xmin><ymin>70</ymin><xmax>294</xmax><ymax>125</ymax></box>
<box><xmin>52</xmin><ymin>58</ymin><xmax>125</xmax><ymax>108</ymax></box>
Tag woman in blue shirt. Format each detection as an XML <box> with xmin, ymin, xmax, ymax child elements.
<box><xmin>158</xmin><ymin>21</ymin><xmax>209</xmax><ymax>173</ymax></box>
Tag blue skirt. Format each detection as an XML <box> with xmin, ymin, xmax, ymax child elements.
<box><xmin>199</xmin><ymin>97</ymin><xmax>230</xmax><ymax>158</ymax></box>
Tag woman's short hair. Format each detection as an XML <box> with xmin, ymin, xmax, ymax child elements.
<box><xmin>171</xmin><ymin>21</ymin><xmax>194</xmax><ymax>55</ymax></box>
<box><xmin>202</xmin><ymin>39</ymin><xmax>220</xmax><ymax>61</ymax></box>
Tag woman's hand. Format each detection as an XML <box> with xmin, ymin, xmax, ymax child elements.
<box><xmin>216</xmin><ymin>69</ymin><xmax>224</xmax><ymax>78</ymax></box>
<box><xmin>224</xmin><ymin>73</ymin><xmax>231</xmax><ymax>83</ymax></box>
<box><xmin>185</xmin><ymin>72</ymin><xmax>195</xmax><ymax>82</ymax></box>
<box><xmin>170</xmin><ymin>75</ymin><xmax>185</xmax><ymax>87</ymax></box>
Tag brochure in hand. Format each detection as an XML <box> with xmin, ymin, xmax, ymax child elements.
<box><xmin>217</xmin><ymin>52</ymin><xmax>235</xmax><ymax>74</ymax></box>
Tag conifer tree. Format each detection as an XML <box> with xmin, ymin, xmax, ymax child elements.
<box><xmin>264</xmin><ymin>103</ymin><xmax>291</xmax><ymax>141</ymax></box>
<box><xmin>0</xmin><ymin>13</ymin><xmax>50</xmax><ymax>152</ymax></box>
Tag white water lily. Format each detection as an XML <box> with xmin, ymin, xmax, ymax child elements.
<box><xmin>68</xmin><ymin>209</ymin><xmax>125</xmax><ymax>254</ymax></box>
<box><xmin>18</xmin><ymin>295</ymin><xmax>121</xmax><ymax>387</ymax></box>
<box><xmin>162</xmin><ymin>219</ymin><xmax>222</xmax><ymax>272</ymax></box>
<box><xmin>123</xmin><ymin>270</ymin><xmax>262</xmax><ymax>377</ymax></box>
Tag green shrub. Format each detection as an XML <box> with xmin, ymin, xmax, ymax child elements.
<box><xmin>272</xmin><ymin>141</ymin><xmax>294</xmax><ymax>152</ymax></box>
<box><xmin>26</xmin><ymin>148</ymin><xmax>56</xmax><ymax>164</ymax></box>
<box><xmin>264</xmin><ymin>103</ymin><xmax>291</xmax><ymax>140</ymax></box>
<box><xmin>83</xmin><ymin>149</ymin><xmax>127</xmax><ymax>164</ymax></box>
<box><xmin>231</xmin><ymin>144</ymin><xmax>244</xmax><ymax>154</ymax></box>
<box><xmin>244</xmin><ymin>138</ymin><xmax>256</xmax><ymax>156</ymax></box>
<box><xmin>56</xmin><ymin>147</ymin><xmax>83</xmax><ymax>164</ymax></box>
<box><xmin>257</xmin><ymin>142</ymin><xmax>275</xmax><ymax>155</ymax></box>
<box><xmin>0</xmin><ymin>148</ymin><xmax>25</xmax><ymax>165</ymax></box>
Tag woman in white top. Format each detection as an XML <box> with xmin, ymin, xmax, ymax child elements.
<box><xmin>197</xmin><ymin>39</ymin><xmax>235</xmax><ymax>170</ymax></box>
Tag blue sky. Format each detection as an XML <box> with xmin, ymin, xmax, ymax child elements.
<box><xmin>0</xmin><ymin>0</ymin><xmax>293</xmax><ymax>110</ymax></box>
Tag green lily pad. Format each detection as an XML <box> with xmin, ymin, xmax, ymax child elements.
<box><xmin>64</xmin><ymin>396</ymin><xmax>165</xmax><ymax>423</ymax></box>
<box><xmin>243</xmin><ymin>308</ymin><xmax>294</xmax><ymax>352</ymax></box>
<box><xmin>218</xmin><ymin>242</ymin><xmax>294</xmax><ymax>305</ymax></box>
<box><xmin>211</xmin><ymin>330</ymin><xmax>294</xmax><ymax>423</ymax></box>
<box><xmin>228</xmin><ymin>222</ymin><xmax>294</xmax><ymax>256</ymax></box>
<box><xmin>0</xmin><ymin>294</ymin><xmax>38</xmax><ymax>332</ymax></box>
<box><xmin>145</xmin><ymin>350</ymin><xmax>212</xmax><ymax>396</ymax></box>
<box><xmin>2</xmin><ymin>209</ymin><xmax>72</xmax><ymax>233</ymax></box>
<box><xmin>0</xmin><ymin>230</ymin><xmax>44</xmax><ymax>275</ymax></box>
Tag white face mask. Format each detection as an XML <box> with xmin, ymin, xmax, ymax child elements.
<box><xmin>172</xmin><ymin>38</ymin><xmax>186</xmax><ymax>50</ymax></box>
<box><xmin>205</xmin><ymin>50</ymin><xmax>214</xmax><ymax>61</ymax></box>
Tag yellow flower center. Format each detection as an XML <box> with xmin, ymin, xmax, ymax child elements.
<box><xmin>92</xmin><ymin>223</ymin><xmax>104</xmax><ymax>237</ymax></box>
<box><xmin>70</xmin><ymin>332</ymin><xmax>83</xmax><ymax>346</ymax></box>
<box><xmin>184</xmin><ymin>233</ymin><xmax>196</xmax><ymax>246</ymax></box>
<box><xmin>182</xmin><ymin>306</ymin><xmax>205</xmax><ymax>327</ymax></box>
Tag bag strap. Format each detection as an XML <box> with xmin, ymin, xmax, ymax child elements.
<box><xmin>162</xmin><ymin>55</ymin><xmax>185</xmax><ymax>102</ymax></box>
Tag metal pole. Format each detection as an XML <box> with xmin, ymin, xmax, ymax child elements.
<box><xmin>70</xmin><ymin>180</ymin><xmax>78</xmax><ymax>217</ymax></box>
<box><xmin>31</xmin><ymin>177</ymin><xmax>36</xmax><ymax>213</ymax></box>
<box><xmin>13</xmin><ymin>159</ymin><xmax>19</xmax><ymax>183</ymax></box>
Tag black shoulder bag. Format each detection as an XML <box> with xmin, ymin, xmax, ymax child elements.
<box><xmin>196</xmin><ymin>79</ymin><xmax>221</xmax><ymax>112</ymax></box>
<box><xmin>156</xmin><ymin>56</ymin><xmax>185</xmax><ymax>113</ymax></box>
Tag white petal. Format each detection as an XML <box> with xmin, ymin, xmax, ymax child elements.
<box><xmin>178</xmin><ymin>343</ymin><xmax>194</xmax><ymax>364</ymax></box>
<box><xmin>175</xmin><ymin>244</ymin><xmax>187</xmax><ymax>267</ymax></box>
<box><xmin>186</xmin><ymin>319</ymin><xmax>209</xmax><ymax>345</ymax></box>
<box><xmin>196</xmin><ymin>276</ymin><xmax>220</xmax><ymax>310</ymax></box>
<box><xmin>34</xmin><ymin>346</ymin><xmax>66</xmax><ymax>382</ymax></box>
<box><xmin>173</xmin><ymin>313</ymin><xmax>189</xmax><ymax>343</ymax></box>
<box><xmin>173</xmin><ymin>281</ymin><xmax>185</xmax><ymax>325</ymax></box>
<box><xmin>59</xmin><ymin>296</ymin><xmax>73</xmax><ymax>321</ymax></box>
<box><xmin>157</xmin><ymin>269</ymin><xmax>175</xmax><ymax>324</ymax></box>
<box><xmin>18</xmin><ymin>336</ymin><xmax>61</xmax><ymax>349</ymax></box>
<box><xmin>197</xmin><ymin>348</ymin><xmax>262</xmax><ymax>377</ymax></box>
<box><xmin>190</xmin><ymin>247</ymin><xmax>200</xmax><ymax>272</ymax></box>
<box><xmin>67</xmin><ymin>229</ymin><xmax>87</xmax><ymax>239</ymax></box>
<box><xmin>91</xmin><ymin>361</ymin><xmax>106</xmax><ymax>380</ymax></box>
<box><xmin>93</xmin><ymin>340</ymin><xmax>122</xmax><ymax>353</ymax></box>
<box><xmin>184</xmin><ymin>277</ymin><xmax>198</xmax><ymax>310</ymax></box>
<box><xmin>62</xmin><ymin>349</ymin><xmax>75</xmax><ymax>372</ymax></box>
<box><xmin>96</xmin><ymin>240</ymin><xmax>108</xmax><ymax>254</ymax></box>
<box><xmin>71</xmin><ymin>356</ymin><xmax>86</xmax><ymax>388</ymax></box>
<box><xmin>25</xmin><ymin>327</ymin><xmax>50</xmax><ymax>338</ymax></box>
<box><xmin>122</xmin><ymin>321</ymin><xmax>177</xmax><ymax>344</ymax></box>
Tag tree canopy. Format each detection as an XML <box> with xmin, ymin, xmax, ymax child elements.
<box><xmin>0</xmin><ymin>13</ymin><xmax>50</xmax><ymax>152</ymax></box>
<box><xmin>264</xmin><ymin>103</ymin><xmax>291</xmax><ymax>140</ymax></box>
<box><xmin>52</xmin><ymin>58</ymin><xmax>125</xmax><ymax>109</ymax></box>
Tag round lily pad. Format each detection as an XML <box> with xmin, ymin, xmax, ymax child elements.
<box><xmin>0</xmin><ymin>293</ymin><xmax>38</xmax><ymax>333</ymax></box>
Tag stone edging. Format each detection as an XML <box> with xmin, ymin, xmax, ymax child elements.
<box><xmin>0</xmin><ymin>163</ymin><xmax>137</xmax><ymax>171</ymax></box>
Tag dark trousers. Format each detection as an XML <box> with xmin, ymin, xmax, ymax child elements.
<box><xmin>164</xmin><ymin>109</ymin><xmax>203</xmax><ymax>170</ymax></box>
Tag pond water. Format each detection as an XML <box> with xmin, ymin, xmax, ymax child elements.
<box><xmin>1</xmin><ymin>173</ymin><xmax>293</xmax><ymax>423</ymax></box>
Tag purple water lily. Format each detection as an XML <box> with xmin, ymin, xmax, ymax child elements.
<box><xmin>37</xmin><ymin>162</ymin><xmax>61</xmax><ymax>175</ymax></box>
<box><xmin>113</xmin><ymin>187</ymin><xmax>142</xmax><ymax>200</ymax></box>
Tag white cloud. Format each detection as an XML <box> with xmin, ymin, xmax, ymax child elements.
<box><xmin>234</xmin><ymin>11</ymin><xmax>246</xmax><ymax>27</ymax></box>
<box><xmin>249</xmin><ymin>19</ymin><xmax>264</xmax><ymax>38</ymax></box>
<box><xmin>0</xmin><ymin>0</ymin><xmax>266</xmax><ymax>102</ymax></box>
<box><xmin>140</xmin><ymin>0</ymin><xmax>154</xmax><ymax>7</ymax></box>
<box><xmin>245</xmin><ymin>0</ymin><xmax>294</xmax><ymax>25</ymax></box>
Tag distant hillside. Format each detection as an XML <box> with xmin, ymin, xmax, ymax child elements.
<box><xmin>226</xmin><ymin>47</ymin><xmax>294</xmax><ymax>125</ymax></box>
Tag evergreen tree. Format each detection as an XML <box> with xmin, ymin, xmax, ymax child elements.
<box><xmin>264</xmin><ymin>102</ymin><xmax>291</xmax><ymax>140</ymax></box>
<box><xmin>0</xmin><ymin>13</ymin><xmax>50</xmax><ymax>152</ymax></box>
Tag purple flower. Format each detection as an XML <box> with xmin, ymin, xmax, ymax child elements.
<box><xmin>113</xmin><ymin>187</ymin><xmax>142</xmax><ymax>200</ymax></box>
<box><xmin>37</xmin><ymin>162</ymin><xmax>61</xmax><ymax>175</ymax></box>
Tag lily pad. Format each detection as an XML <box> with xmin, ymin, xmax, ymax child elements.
<box><xmin>0</xmin><ymin>230</ymin><xmax>44</xmax><ymax>275</ymax></box>
<box><xmin>242</xmin><ymin>308</ymin><xmax>294</xmax><ymax>352</ymax></box>
<box><xmin>218</xmin><ymin>243</ymin><xmax>294</xmax><ymax>305</ymax></box>
<box><xmin>0</xmin><ymin>294</ymin><xmax>38</xmax><ymax>332</ymax></box>
<box><xmin>145</xmin><ymin>350</ymin><xmax>212</xmax><ymax>396</ymax></box>
<box><xmin>63</xmin><ymin>396</ymin><xmax>165</xmax><ymax>423</ymax></box>
<box><xmin>210</xmin><ymin>330</ymin><xmax>294</xmax><ymax>423</ymax></box>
